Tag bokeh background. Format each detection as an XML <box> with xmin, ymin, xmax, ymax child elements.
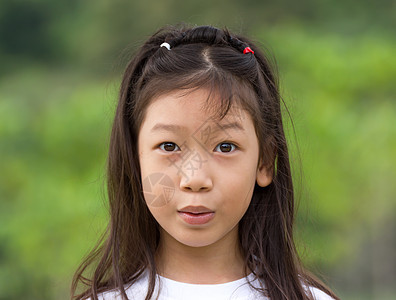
<box><xmin>1</xmin><ymin>0</ymin><xmax>395</xmax><ymax>299</ymax></box>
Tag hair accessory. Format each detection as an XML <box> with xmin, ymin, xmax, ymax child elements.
<box><xmin>160</xmin><ymin>42</ymin><xmax>171</xmax><ymax>51</ymax></box>
<box><xmin>243</xmin><ymin>47</ymin><xmax>254</xmax><ymax>55</ymax></box>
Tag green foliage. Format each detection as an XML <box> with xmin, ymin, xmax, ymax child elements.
<box><xmin>0</xmin><ymin>69</ymin><xmax>113</xmax><ymax>299</ymax></box>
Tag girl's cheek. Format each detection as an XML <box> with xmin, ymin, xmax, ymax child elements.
<box><xmin>142</xmin><ymin>172</ymin><xmax>176</xmax><ymax>208</ymax></box>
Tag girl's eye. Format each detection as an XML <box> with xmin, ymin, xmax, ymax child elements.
<box><xmin>159</xmin><ymin>142</ymin><xmax>180</xmax><ymax>152</ymax></box>
<box><xmin>214</xmin><ymin>142</ymin><xmax>236</xmax><ymax>153</ymax></box>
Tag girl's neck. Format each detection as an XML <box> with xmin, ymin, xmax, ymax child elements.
<box><xmin>155</xmin><ymin>227</ymin><xmax>246</xmax><ymax>284</ymax></box>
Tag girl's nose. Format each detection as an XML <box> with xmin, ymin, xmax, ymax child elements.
<box><xmin>179</xmin><ymin>166</ymin><xmax>213</xmax><ymax>192</ymax></box>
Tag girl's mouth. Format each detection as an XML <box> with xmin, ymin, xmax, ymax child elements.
<box><xmin>178</xmin><ymin>212</ymin><xmax>215</xmax><ymax>225</ymax></box>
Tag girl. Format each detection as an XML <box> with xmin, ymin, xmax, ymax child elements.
<box><xmin>71</xmin><ymin>25</ymin><xmax>339</xmax><ymax>300</ymax></box>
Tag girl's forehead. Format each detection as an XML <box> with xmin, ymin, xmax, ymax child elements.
<box><xmin>142</xmin><ymin>89</ymin><xmax>254</xmax><ymax>135</ymax></box>
<box><xmin>147</xmin><ymin>88</ymin><xmax>249</xmax><ymax>118</ymax></box>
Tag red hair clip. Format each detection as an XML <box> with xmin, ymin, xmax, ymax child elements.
<box><xmin>243</xmin><ymin>47</ymin><xmax>254</xmax><ymax>55</ymax></box>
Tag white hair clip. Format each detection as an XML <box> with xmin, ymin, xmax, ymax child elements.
<box><xmin>160</xmin><ymin>42</ymin><xmax>171</xmax><ymax>51</ymax></box>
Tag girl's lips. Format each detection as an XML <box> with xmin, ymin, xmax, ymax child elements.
<box><xmin>178</xmin><ymin>205</ymin><xmax>213</xmax><ymax>214</ymax></box>
<box><xmin>177</xmin><ymin>211</ymin><xmax>215</xmax><ymax>225</ymax></box>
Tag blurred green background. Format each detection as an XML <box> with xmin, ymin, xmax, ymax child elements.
<box><xmin>1</xmin><ymin>0</ymin><xmax>395</xmax><ymax>299</ymax></box>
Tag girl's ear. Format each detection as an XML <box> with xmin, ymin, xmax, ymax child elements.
<box><xmin>256</xmin><ymin>140</ymin><xmax>276</xmax><ymax>187</ymax></box>
<box><xmin>256</xmin><ymin>162</ymin><xmax>273</xmax><ymax>187</ymax></box>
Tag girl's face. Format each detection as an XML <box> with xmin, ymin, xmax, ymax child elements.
<box><xmin>138</xmin><ymin>88</ymin><xmax>272</xmax><ymax>249</ymax></box>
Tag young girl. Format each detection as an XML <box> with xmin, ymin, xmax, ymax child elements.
<box><xmin>71</xmin><ymin>25</ymin><xmax>339</xmax><ymax>300</ymax></box>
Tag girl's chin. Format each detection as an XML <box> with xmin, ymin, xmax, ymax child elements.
<box><xmin>174</xmin><ymin>236</ymin><xmax>216</xmax><ymax>248</ymax></box>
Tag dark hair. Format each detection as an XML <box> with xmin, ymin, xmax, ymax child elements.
<box><xmin>71</xmin><ymin>24</ymin><xmax>339</xmax><ymax>300</ymax></box>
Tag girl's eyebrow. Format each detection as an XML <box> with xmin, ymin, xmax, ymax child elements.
<box><xmin>150</xmin><ymin>121</ymin><xmax>245</xmax><ymax>133</ymax></box>
<box><xmin>150</xmin><ymin>123</ymin><xmax>187</xmax><ymax>133</ymax></box>
<box><xmin>218</xmin><ymin>121</ymin><xmax>245</xmax><ymax>132</ymax></box>
<box><xmin>151</xmin><ymin>122</ymin><xmax>245</xmax><ymax>132</ymax></box>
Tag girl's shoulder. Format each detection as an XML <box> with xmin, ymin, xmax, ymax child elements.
<box><xmin>95</xmin><ymin>271</ymin><xmax>335</xmax><ymax>300</ymax></box>
<box><xmin>97</xmin><ymin>271</ymin><xmax>261</xmax><ymax>300</ymax></box>
<box><xmin>96</xmin><ymin>272</ymin><xmax>149</xmax><ymax>300</ymax></box>
<box><xmin>308</xmin><ymin>286</ymin><xmax>335</xmax><ymax>300</ymax></box>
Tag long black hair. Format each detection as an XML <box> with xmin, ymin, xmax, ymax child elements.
<box><xmin>71</xmin><ymin>24</ymin><xmax>339</xmax><ymax>300</ymax></box>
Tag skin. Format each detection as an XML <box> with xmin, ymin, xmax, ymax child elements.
<box><xmin>138</xmin><ymin>88</ymin><xmax>272</xmax><ymax>284</ymax></box>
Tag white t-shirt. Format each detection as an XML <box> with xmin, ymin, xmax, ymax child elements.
<box><xmin>97</xmin><ymin>271</ymin><xmax>334</xmax><ymax>300</ymax></box>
